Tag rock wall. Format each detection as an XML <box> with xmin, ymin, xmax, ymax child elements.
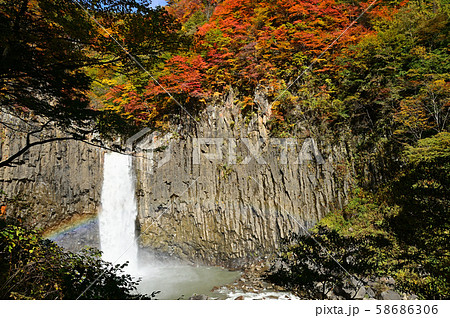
<box><xmin>0</xmin><ymin>112</ymin><xmax>103</xmax><ymax>233</ymax></box>
<box><xmin>1</xmin><ymin>91</ymin><xmax>354</xmax><ymax>268</ymax></box>
<box><xmin>135</xmin><ymin>91</ymin><xmax>354</xmax><ymax>267</ymax></box>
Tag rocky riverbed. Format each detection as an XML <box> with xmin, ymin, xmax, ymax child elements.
<box><xmin>188</xmin><ymin>260</ymin><xmax>299</xmax><ymax>300</ymax></box>
<box><xmin>190</xmin><ymin>259</ymin><xmax>418</xmax><ymax>300</ymax></box>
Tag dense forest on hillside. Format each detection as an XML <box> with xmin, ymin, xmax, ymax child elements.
<box><xmin>1</xmin><ymin>0</ymin><xmax>449</xmax><ymax>299</ymax></box>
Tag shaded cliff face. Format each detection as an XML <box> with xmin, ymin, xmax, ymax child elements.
<box><xmin>1</xmin><ymin>94</ymin><xmax>353</xmax><ymax>268</ymax></box>
<box><xmin>135</xmin><ymin>93</ymin><xmax>353</xmax><ymax>267</ymax></box>
<box><xmin>0</xmin><ymin>112</ymin><xmax>103</xmax><ymax>234</ymax></box>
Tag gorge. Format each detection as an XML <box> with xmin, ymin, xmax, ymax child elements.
<box><xmin>0</xmin><ymin>97</ymin><xmax>353</xmax><ymax>269</ymax></box>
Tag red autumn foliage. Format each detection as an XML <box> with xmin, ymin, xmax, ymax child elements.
<box><xmin>105</xmin><ymin>0</ymin><xmax>404</xmax><ymax>123</ymax></box>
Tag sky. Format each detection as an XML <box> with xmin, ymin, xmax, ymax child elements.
<box><xmin>151</xmin><ymin>0</ymin><xmax>168</xmax><ymax>7</ymax></box>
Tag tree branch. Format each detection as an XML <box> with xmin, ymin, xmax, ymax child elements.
<box><xmin>0</xmin><ymin>137</ymin><xmax>77</xmax><ymax>168</ymax></box>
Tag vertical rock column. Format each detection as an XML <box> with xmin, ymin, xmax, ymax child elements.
<box><xmin>135</xmin><ymin>101</ymin><xmax>353</xmax><ymax>267</ymax></box>
<box><xmin>0</xmin><ymin>113</ymin><xmax>103</xmax><ymax>232</ymax></box>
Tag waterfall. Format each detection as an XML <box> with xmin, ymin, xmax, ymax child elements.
<box><xmin>99</xmin><ymin>152</ymin><xmax>139</xmax><ymax>273</ymax></box>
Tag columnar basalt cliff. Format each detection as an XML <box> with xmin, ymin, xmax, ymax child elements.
<box><xmin>0</xmin><ymin>112</ymin><xmax>103</xmax><ymax>233</ymax></box>
<box><xmin>1</xmin><ymin>92</ymin><xmax>354</xmax><ymax>267</ymax></box>
<box><xmin>134</xmin><ymin>92</ymin><xmax>354</xmax><ymax>267</ymax></box>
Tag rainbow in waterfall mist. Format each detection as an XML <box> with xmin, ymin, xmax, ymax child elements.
<box><xmin>50</xmin><ymin>151</ymin><xmax>276</xmax><ymax>299</ymax></box>
<box><xmin>44</xmin><ymin>214</ymin><xmax>98</xmax><ymax>243</ymax></box>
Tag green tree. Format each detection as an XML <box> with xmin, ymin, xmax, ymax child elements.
<box><xmin>0</xmin><ymin>219</ymin><xmax>156</xmax><ymax>299</ymax></box>
<box><xmin>388</xmin><ymin>132</ymin><xmax>450</xmax><ymax>299</ymax></box>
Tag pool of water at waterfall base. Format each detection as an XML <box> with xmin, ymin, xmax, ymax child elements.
<box><xmin>134</xmin><ymin>262</ymin><xmax>240</xmax><ymax>300</ymax></box>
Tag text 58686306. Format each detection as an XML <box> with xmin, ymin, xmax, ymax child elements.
<box><xmin>376</xmin><ymin>305</ymin><xmax>438</xmax><ymax>315</ymax></box>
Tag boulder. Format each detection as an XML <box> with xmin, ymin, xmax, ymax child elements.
<box><xmin>189</xmin><ymin>294</ymin><xmax>209</xmax><ymax>300</ymax></box>
<box><xmin>381</xmin><ymin>290</ymin><xmax>402</xmax><ymax>300</ymax></box>
<box><xmin>354</xmin><ymin>287</ymin><xmax>366</xmax><ymax>300</ymax></box>
<box><xmin>366</xmin><ymin>287</ymin><xmax>376</xmax><ymax>299</ymax></box>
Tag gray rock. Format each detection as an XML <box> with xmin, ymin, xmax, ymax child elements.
<box><xmin>334</xmin><ymin>285</ymin><xmax>355</xmax><ymax>299</ymax></box>
<box><xmin>354</xmin><ymin>287</ymin><xmax>366</xmax><ymax>300</ymax></box>
<box><xmin>381</xmin><ymin>290</ymin><xmax>402</xmax><ymax>300</ymax></box>
<box><xmin>366</xmin><ymin>287</ymin><xmax>376</xmax><ymax>299</ymax></box>
<box><xmin>1</xmin><ymin>91</ymin><xmax>355</xmax><ymax>268</ymax></box>
<box><xmin>387</xmin><ymin>277</ymin><xmax>396</xmax><ymax>286</ymax></box>
<box><xmin>135</xmin><ymin>94</ymin><xmax>354</xmax><ymax>266</ymax></box>
<box><xmin>0</xmin><ymin>113</ymin><xmax>102</xmax><ymax>234</ymax></box>
<box><xmin>189</xmin><ymin>294</ymin><xmax>209</xmax><ymax>300</ymax></box>
<box><xmin>326</xmin><ymin>289</ymin><xmax>337</xmax><ymax>300</ymax></box>
<box><xmin>342</xmin><ymin>287</ymin><xmax>357</xmax><ymax>299</ymax></box>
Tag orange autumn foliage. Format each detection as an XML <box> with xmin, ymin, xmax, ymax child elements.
<box><xmin>104</xmin><ymin>0</ymin><xmax>404</xmax><ymax>123</ymax></box>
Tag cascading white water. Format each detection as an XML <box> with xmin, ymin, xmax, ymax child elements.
<box><xmin>99</xmin><ymin>152</ymin><xmax>139</xmax><ymax>273</ymax></box>
<box><xmin>97</xmin><ymin>152</ymin><xmax>293</xmax><ymax>299</ymax></box>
